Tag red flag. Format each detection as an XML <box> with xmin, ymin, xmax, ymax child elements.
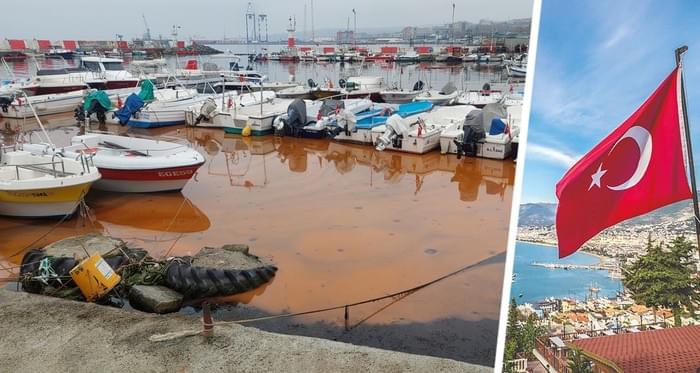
<box><xmin>555</xmin><ymin>68</ymin><xmax>692</xmax><ymax>258</ymax></box>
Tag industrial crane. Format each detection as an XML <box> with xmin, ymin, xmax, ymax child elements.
<box><xmin>142</xmin><ymin>14</ymin><xmax>152</xmax><ymax>41</ymax></box>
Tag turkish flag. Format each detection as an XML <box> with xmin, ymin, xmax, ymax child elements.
<box><xmin>555</xmin><ymin>68</ymin><xmax>692</xmax><ymax>258</ymax></box>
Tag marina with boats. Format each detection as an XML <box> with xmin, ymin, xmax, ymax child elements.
<box><xmin>0</xmin><ymin>3</ymin><xmax>529</xmax><ymax>368</ymax></box>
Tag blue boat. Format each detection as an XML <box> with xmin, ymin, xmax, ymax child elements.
<box><xmin>334</xmin><ymin>101</ymin><xmax>434</xmax><ymax>144</ymax></box>
<box><xmin>355</xmin><ymin>101</ymin><xmax>434</xmax><ymax>128</ymax></box>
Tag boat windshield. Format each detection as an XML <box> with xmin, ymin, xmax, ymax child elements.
<box><xmin>83</xmin><ymin>61</ymin><xmax>102</xmax><ymax>72</ymax></box>
<box><xmin>103</xmin><ymin>62</ymin><xmax>125</xmax><ymax>71</ymax></box>
<box><xmin>36</xmin><ymin>68</ymin><xmax>69</xmax><ymax>76</ymax></box>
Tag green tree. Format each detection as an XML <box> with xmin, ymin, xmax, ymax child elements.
<box><xmin>568</xmin><ymin>347</ymin><xmax>594</xmax><ymax>373</ymax></box>
<box><xmin>623</xmin><ymin>235</ymin><xmax>700</xmax><ymax>326</ymax></box>
<box><xmin>503</xmin><ymin>298</ymin><xmax>547</xmax><ymax>372</ymax></box>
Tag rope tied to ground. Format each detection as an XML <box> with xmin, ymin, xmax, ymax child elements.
<box><xmin>149</xmin><ymin>251</ymin><xmax>504</xmax><ymax>342</ymax></box>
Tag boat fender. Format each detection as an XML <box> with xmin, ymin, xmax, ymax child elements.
<box><xmin>242</xmin><ymin>124</ymin><xmax>252</xmax><ymax>137</ymax></box>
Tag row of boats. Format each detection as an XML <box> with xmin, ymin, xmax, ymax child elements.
<box><xmin>252</xmin><ymin>46</ymin><xmax>527</xmax><ymax>65</ymax></box>
<box><xmin>0</xmin><ymin>56</ymin><xmax>522</xmax><ymax>219</ymax></box>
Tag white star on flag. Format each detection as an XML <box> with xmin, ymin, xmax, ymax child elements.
<box><xmin>588</xmin><ymin>164</ymin><xmax>607</xmax><ymax>191</ymax></box>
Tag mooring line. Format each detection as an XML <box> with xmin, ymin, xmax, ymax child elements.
<box><xmin>149</xmin><ymin>251</ymin><xmax>505</xmax><ymax>342</ymax></box>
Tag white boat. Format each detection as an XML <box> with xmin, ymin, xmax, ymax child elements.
<box><xmin>372</xmin><ymin>105</ymin><xmax>477</xmax><ymax>154</ymax></box>
<box><xmin>0</xmin><ymin>149</ymin><xmax>100</xmax><ymax>217</ymax></box>
<box><xmin>396</xmin><ymin>50</ymin><xmax>420</xmax><ymax>63</ymax></box>
<box><xmin>23</xmin><ymin>133</ymin><xmax>205</xmax><ymax>193</ymax></box>
<box><xmin>341</xmin><ymin>76</ymin><xmax>385</xmax><ymax>101</ymax></box>
<box><xmin>379</xmin><ymin>81</ymin><xmax>426</xmax><ymax>104</ymax></box>
<box><xmin>185</xmin><ymin>93</ymin><xmax>286</xmax><ymax>135</ymax></box>
<box><xmin>110</xmin><ymin>87</ymin><xmax>203</xmax><ymax>128</ymax></box>
<box><xmin>2</xmin><ymin>87</ymin><xmax>137</xmax><ymax>119</ymax></box>
<box><xmin>414</xmin><ymin>82</ymin><xmax>459</xmax><ymax>106</ymax></box>
<box><xmin>25</xmin><ymin>56</ymin><xmax>139</xmax><ymax>95</ymax></box>
<box><xmin>276</xmin><ymin>85</ymin><xmax>312</xmax><ymax>99</ymax></box>
<box><xmin>456</xmin><ymin>89</ymin><xmax>504</xmax><ymax>108</ymax></box>
<box><xmin>439</xmin><ymin>102</ymin><xmax>521</xmax><ymax>160</ymax></box>
<box><xmin>334</xmin><ymin>101</ymin><xmax>434</xmax><ymax>144</ymax></box>
<box><xmin>272</xmin><ymin>98</ymin><xmax>374</xmax><ymax>138</ymax></box>
<box><xmin>507</xmin><ymin>65</ymin><xmax>527</xmax><ymax>78</ymax></box>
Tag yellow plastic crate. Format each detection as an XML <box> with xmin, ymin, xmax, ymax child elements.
<box><xmin>69</xmin><ymin>253</ymin><xmax>121</xmax><ymax>301</ymax></box>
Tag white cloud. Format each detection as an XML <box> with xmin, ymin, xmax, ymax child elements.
<box><xmin>527</xmin><ymin>143</ymin><xmax>579</xmax><ymax>168</ymax></box>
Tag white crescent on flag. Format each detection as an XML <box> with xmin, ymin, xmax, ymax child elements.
<box><xmin>607</xmin><ymin>126</ymin><xmax>653</xmax><ymax>191</ymax></box>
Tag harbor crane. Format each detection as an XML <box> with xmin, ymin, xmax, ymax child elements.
<box><xmin>245</xmin><ymin>2</ymin><xmax>257</xmax><ymax>44</ymax></box>
<box><xmin>142</xmin><ymin>14</ymin><xmax>152</xmax><ymax>41</ymax></box>
<box><xmin>258</xmin><ymin>14</ymin><xmax>268</xmax><ymax>42</ymax></box>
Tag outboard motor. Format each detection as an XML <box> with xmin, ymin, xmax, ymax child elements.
<box><xmin>412</xmin><ymin>80</ymin><xmax>425</xmax><ymax>91</ymax></box>
<box><xmin>274</xmin><ymin>98</ymin><xmax>307</xmax><ymax>137</ymax></box>
<box><xmin>333</xmin><ymin>110</ymin><xmax>356</xmax><ymax>138</ymax></box>
<box><xmin>0</xmin><ymin>94</ymin><xmax>12</xmax><ymax>113</ymax></box>
<box><xmin>195</xmin><ymin>97</ymin><xmax>218</xmax><ymax>124</ymax></box>
<box><xmin>453</xmin><ymin>110</ymin><xmax>486</xmax><ymax>159</ymax></box>
<box><xmin>375</xmin><ymin>114</ymin><xmax>411</xmax><ymax>151</ymax></box>
<box><xmin>308</xmin><ymin>78</ymin><xmax>317</xmax><ymax>88</ymax></box>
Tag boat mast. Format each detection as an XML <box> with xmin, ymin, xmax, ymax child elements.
<box><xmin>311</xmin><ymin>0</ymin><xmax>315</xmax><ymax>43</ymax></box>
<box><xmin>451</xmin><ymin>3</ymin><xmax>456</xmax><ymax>45</ymax></box>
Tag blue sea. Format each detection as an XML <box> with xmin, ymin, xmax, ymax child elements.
<box><xmin>510</xmin><ymin>241</ymin><xmax>623</xmax><ymax>304</ymax></box>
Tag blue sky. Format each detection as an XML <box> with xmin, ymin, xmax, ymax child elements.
<box><xmin>522</xmin><ymin>0</ymin><xmax>700</xmax><ymax>203</ymax></box>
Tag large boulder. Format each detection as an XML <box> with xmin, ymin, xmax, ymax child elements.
<box><xmin>43</xmin><ymin>234</ymin><xmax>126</xmax><ymax>258</ymax></box>
<box><xmin>191</xmin><ymin>244</ymin><xmax>272</xmax><ymax>270</ymax></box>
<box><xmin>128</xmin><ymin>285</ymin><xmax>183</xmax><ymax>314</ymax></box>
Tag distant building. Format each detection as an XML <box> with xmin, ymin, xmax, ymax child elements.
<box><xmin>336</xmin><ymin>31</ymin><xmax>354</xmax><ymax>44</ymax></box>
<box><xmin>533</xmin><ymin>326</ymin><xmax>700</xmax><ymax>372</ymax></box>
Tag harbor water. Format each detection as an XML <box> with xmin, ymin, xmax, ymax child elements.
<box><xmin>1</xmin><ymin>43</ymin><xmax>515</xmax><ymax>95</ymax></box>
<box><xmin>0</xmin><ymin>114</ymin><xmax>515</xmax><ymax>365</ymax></box>
<box><xmin>510</xmin><ymin>241</ymin><xmax>623</xmax><ymax>305</ymax></box>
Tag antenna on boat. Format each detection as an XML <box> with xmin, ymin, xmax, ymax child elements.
<box><xmin>19</xmin><ymin>91</ymin><xmax>53</xmax><ymax>146</ymax></box>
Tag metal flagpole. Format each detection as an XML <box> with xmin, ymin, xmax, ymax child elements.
<box><xmin>675</xmin><ymin>45</ymin><xmax>700</xmax><ymax>256</ymax></box>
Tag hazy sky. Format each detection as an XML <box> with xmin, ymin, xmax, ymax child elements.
<box><xmin>0</xmin><ymin>0</ymin><xmax>533</xmax><ymax>40</ymax></box>
<box><xmin>522</xmin><ymin>0</ymin><xmax>700</xmax><ymax>203</ymax></box>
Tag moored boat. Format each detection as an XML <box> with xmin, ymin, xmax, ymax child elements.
<box><xmin>23</xmin><ymin>133</ymin><xmax>205</xmax><ymax>193</ymax></box>
<box><xmin>333</xmin><ymin>101</ymin><xmax>434</xmax><ymax>144</ymax></box>
<box><xmin>414</xmin><ymin>82</ymin><xmax>459</xmax><ymax>106</ymax></box>
<box><xmin>372</xmin><ymin>104</ymin><xmax>478</xmax><ymax>154</ymax></box>
<box><xmin>0</xmin><ymin>149</ymin><xmax>100</xmax><ymax>217</ymax></box>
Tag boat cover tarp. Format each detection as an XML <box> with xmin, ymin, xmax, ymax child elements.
<box><xmin>489</xmin><ymin>118</ymin><xmax>506</xmax><ymax>135</ymax></box>
<box><xmin>138</xmin><ymin>79</ymin><xmax>155</xmax><ymax>102</ymax></box>
<box><xmin>440</xmin><ymin>82</ymin><xmax>457</xmax><ymax>95</ymax></box>
<box><xmin>482</xmin><ymin>102</ymin><xmax>507</xmax><ymax>133</ymax></box>
<box><xmin>114</xmin><ymin>93</ymin><xmax>145</xmax><ymax>125</ymax></box>
<box><xmin>319</xmin><ymin>99</ymin><xmax>345</xmax><ymax>117</ymax></box>
<box><xmin>287</xmin><ymin>98</ymin><xmax>308</xmax><ymax>128</ymax></box>
<box><xmin>356</xmin><ymin>101</ymin><xmax>433</xmax><ymax>129</ymax></box>
<box><xmin>83</xmin><ymin>90</ymin><xmax>111</xmax><ymax>111</ymax></box>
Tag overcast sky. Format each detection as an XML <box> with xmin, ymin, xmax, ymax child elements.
<box><xmin>1</xmin><ymin>0</ymin><xmax>533</xmax><ymax>40</ymax></box>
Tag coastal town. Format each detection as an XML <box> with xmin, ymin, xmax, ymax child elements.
<box><xmin>507</xmin><ymin>203</ymin><xmax>700</xmax><ymax>371</ymax></box>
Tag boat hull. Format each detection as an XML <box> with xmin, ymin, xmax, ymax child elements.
<box><xmin>94</xmin><ymin>163</ymin><xmax>204</xmax><ymax>193</ymax></box>
<box><xmin>439</xmin><ymin>131</ymin><xmax>513</xmax><ymax>160</ymax></box>
<box><xmin>31</xmin><ymin>84</ymin><xmax>88</xmax><ymax>96</ymax></box>
<box><xmin>0</xmin><ymin>182</ymin><xmax>93</xmax><ymax>217</ymax></box>
<box><xmin>125</xmin><ymin>110</ymin><xmax>187</xmax><ymax>128</ymax></box>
